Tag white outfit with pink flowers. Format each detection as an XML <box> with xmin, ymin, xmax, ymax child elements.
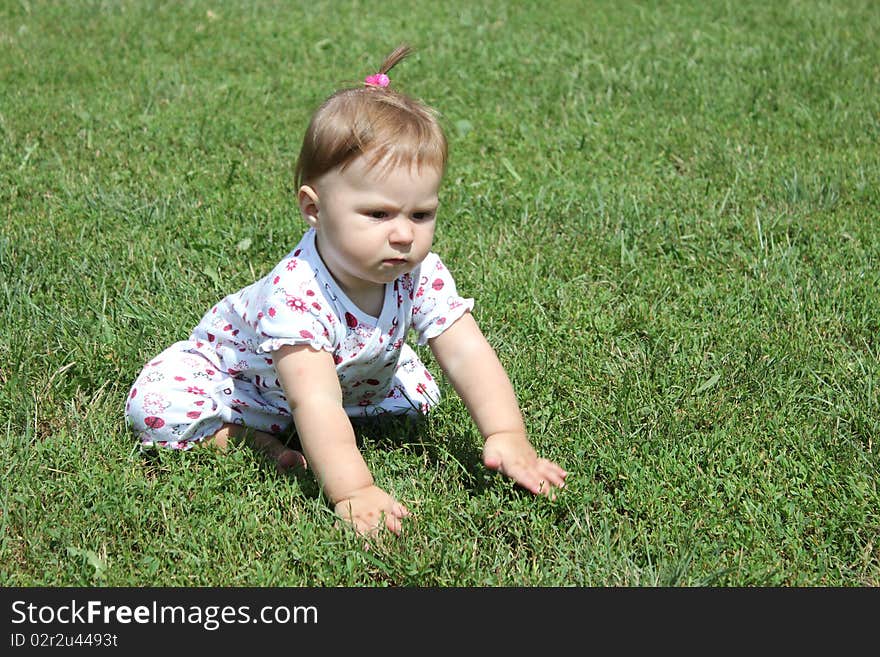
<box><xmin>125</xmin><ymin>228</ymin><xmax>473</xmax><ymax>450</ymax></box>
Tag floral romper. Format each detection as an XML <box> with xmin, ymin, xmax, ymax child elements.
<box><xmin>125</xmin><ymin>228</ymin><xmax>474</xmax><ymax>450</ymax></box>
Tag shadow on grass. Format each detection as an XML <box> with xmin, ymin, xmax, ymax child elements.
<box><xmin>350</xmin><ymin>414</ymin><xmax>499</xmax><ymax>497</ymax></box>
<box><xmin>134</xmin><ymin>414</ymin><xmax>522</xmax><ymax>501</ymax></box>
<box><xmin>135</xmin><ymin>431</ymin><xmax>319</xmax><ymax>496</ymax></box>
<box><xmin>279</xmin><ymin>414</ymin><xmax>556</xmax><ymax>502</ymax></box>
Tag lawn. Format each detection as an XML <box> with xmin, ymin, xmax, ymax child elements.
<box><xmin>1</xmin><ymin>0</ymin><xmax>878</xmax><ymax>586</ymax></box>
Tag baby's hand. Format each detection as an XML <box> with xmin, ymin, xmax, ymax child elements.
<box><xmin>483</xmin><ymin>432</ymin><xmax>568</xmax><ymax>499</ymax></box>
<box><xmin>333</xmin><ymin>485</ymin><xmax>410</xmax><ymax>537</ymax></box>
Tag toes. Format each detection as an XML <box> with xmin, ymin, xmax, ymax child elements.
<box><xmin>276</xmin><ymin>449</ymin><xmax>307</xmax><ymax>472</ymax></box>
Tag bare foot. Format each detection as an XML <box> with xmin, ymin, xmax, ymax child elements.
<box><xmin>207</xmin><ymin>423</ymin><xmax>308</xmax><ymax>472</ymax></box>
<box><xmin>247</xmin><ymin>430</ymin><xmax>308</xmax><ymax>473</ymax></box>
<box><xmin>274</xmin><ymin>446</ymin><xmax>308</xmax><ymax>472</ymax></box>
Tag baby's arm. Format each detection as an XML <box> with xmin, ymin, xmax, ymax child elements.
<box><xmin>429</xmin><ymin>312</ymin><xmax>567</xmax><ymax>497</ymax></box>
<box><xmin>273</xmin><ymin>344</ymin><xmax>409</xmax><ymax>535</ymax></box>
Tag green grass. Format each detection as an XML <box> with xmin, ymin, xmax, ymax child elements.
<box><xmin>2</xmin><ymin>0</ymin><xmax>878</xmax><ymax>586</ymax></box>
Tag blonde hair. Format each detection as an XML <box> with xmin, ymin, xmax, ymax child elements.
<box><xmin>294</xmin><ymin>44</ymin><xmax>448</xmax><ymax>186</ymax></box>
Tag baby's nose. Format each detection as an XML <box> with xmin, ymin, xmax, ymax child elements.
<box><xmin>389</xmin><ymin>218</ymin><xmax>414</xmax><ymax>243</ymax></box>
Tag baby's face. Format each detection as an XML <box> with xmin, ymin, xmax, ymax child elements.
<box><xmin>304</xmin><ymin>155</ymin><xmax>442</xmax><ymax>297</ymax></box>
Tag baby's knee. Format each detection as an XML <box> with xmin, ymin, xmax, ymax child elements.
<box><xmin>124</xmin><ymin>375</ymin><xmax>224</xmax><ymax>450</ymax></box>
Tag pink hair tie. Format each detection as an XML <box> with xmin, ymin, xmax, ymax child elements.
<box><xmin>364</xmin><ymin>73</ymin><xmax>390</xmax><ymax>88</ymax></box>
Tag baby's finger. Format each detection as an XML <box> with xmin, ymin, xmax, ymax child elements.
<box><xmin>482</xmin><ymin>450</ymin><xmax>504</xmax><ymax>474</ymax></box>
<box><xmin>531</xmin><ymin>473</ymin><xmax>566</xmax><ymax>499</ymax></box>
<box><xmin>543</xmin><ymin>459</ymin><xmax>568</xmax><ymax>480</ymax></box>
<box><xmin>535</xmin><ymin>478</ymin><xmax>556</xmax><ymax>498</ymax></box>
<box><xmin>514</xmin><ymin>468</ymin><xmax>549</xmax><ymax>496</ymax></box>
<box><xmin>537</xmin><ymin>460</ymin><xmax>568</xmax><ymax>488</ymax></box>
<box><xmin>336</xmin><ymin>515</ymin><xmax>375</xmax><ymax>540</ymax></box>
<box><xmin>384</xmin><ymin>512</ymin><xmax>404</xmax><ymax>535</ymax></box>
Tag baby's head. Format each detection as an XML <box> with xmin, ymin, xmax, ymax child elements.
<box><xmin>294</xmin><ymin>44</ymin><xmax>447</xmax><ymax>187</ymax></box>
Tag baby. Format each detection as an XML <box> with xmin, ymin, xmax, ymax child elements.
<box><xmin>125</xmin><ymin>44</ymin><xmax>567</xmax><ymax>536</ymax></box>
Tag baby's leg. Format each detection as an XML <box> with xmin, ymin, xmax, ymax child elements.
<box><xmin>125</xmin><ymin>342</ymin><xmax>227</xmax><ymax>450</ymax></box>
<box><xmin>126</xmin><ymin>342</ymin><xmax>304</xmax><ymax>471</ymax></box>
<box><xmin>206</xmin><ymin>423</ymin><xmax>307</xmax><ymax>472</ymax></box>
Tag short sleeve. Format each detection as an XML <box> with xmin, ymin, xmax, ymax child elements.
<box><xmin>411</xmin><ymin>253</ymin><xmax>474</xmax><ymax>345</ymax></box>
<box><xmin>253</xmin><ymin>265</ymin><xmax>338</xmax><ymax>355</ymax></box>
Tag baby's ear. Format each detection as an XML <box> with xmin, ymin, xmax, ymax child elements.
<box><xmin>298</xmin><ymin>185</ymin><xmax>320</xmax><ymax>227</ymax></box>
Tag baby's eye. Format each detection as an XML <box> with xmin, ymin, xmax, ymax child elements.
<box><xmin>368</xmin><ymin>210</ymin><xmax>388</xmax><ymax>219</ymax></box>
<box><xmin>413</xmin><ymin>211</ymin><xmax>435</xmax><ymax>221</ymax></box>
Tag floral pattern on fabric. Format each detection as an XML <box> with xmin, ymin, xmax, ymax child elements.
<box><xmin>125</xmin><ymin>228</ymin><xmax>472</xmax><ymax>448</ymax></box>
